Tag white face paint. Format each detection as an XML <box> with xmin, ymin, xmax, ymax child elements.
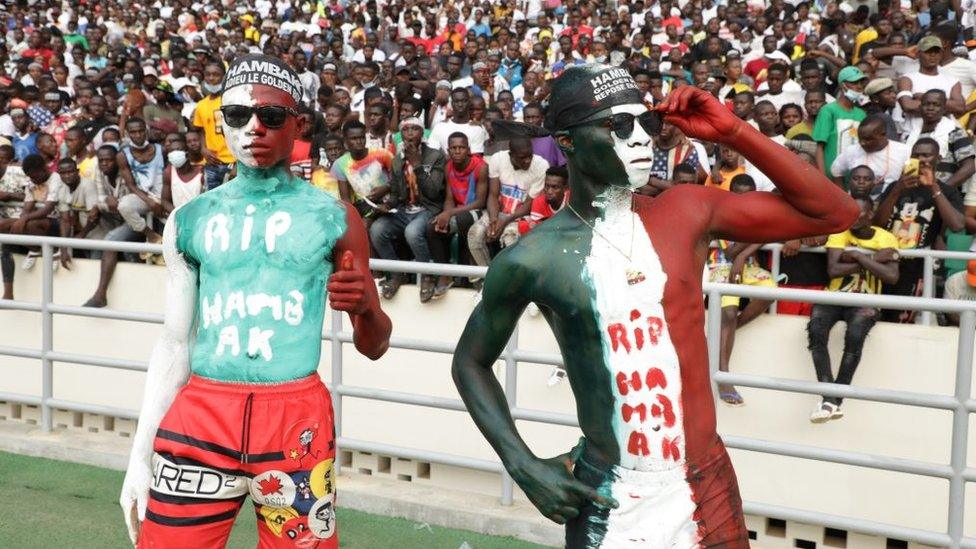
<box><xmin>610</xmin><ymin>103</ymin><xmax>655</xmax><ymax>190</ymax></box>
<box><xmin>220</xmin><ymin>84</ymin><xmax>259</xmax><ymax>167</ymax></box>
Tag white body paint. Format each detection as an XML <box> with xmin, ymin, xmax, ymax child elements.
<box><xmin>582</xmin><ymin>101</ymin><xmax>700</xmax><ymax>544</ymax></box>
<box><xmin>221</xmin><ymin>84</ymin><xmax>259</xmax><ymax>167</ymax></box>
<box><xmin>119</xmin><ymin>217</ymin><xmax>196</xmax><ymax>543</ymax></box>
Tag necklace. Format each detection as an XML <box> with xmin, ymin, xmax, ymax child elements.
<box><xmin>565</xmin><ymin>198</ymin><xmax>646</xmax><ymax>286</ymax></box>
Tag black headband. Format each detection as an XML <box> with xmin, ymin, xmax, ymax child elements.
<box><xmin>222</xmin><ymin>54</ymin><xmax>304</xmax><ymax>106</ymax></box>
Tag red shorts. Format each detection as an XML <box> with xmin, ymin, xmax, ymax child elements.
<box><xmin>776</xmin><ymin>284</ymin><xmax>825</xmax><ymax>317</ymax></box>
<box><xmin>139</xmin><ymin>374</ymin><xmax>337</xmax><ymax>549</ymax></box>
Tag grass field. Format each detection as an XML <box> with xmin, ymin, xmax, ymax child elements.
<box><xmin>0</xmin><ymin>451</ymin><xmax>546</xmax><ymax>548</ymax></box>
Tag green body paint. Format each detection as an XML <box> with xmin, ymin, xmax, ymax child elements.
<box><xmin>176</xmin><ymin>164</ymin><xmax>347</xmax><ymax>382</ymax></box>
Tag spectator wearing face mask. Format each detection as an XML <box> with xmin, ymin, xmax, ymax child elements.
<box><xmin>813</xmin><ymin>66</ymin><xmax>868</xmax><ymax>175</ymax></box>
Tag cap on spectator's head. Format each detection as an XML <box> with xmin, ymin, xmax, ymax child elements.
<box><xmin>539</xmin><ymin>29</ymin><xmax>553</xmax><ymax>40</ymax></box>
<box><xmin>322</xmin><ymin>63</ymin><xmax>337</xmax><ymax>73</ymax></box>
<box><xmin>436</xmin><ymin>80</ymin><xmax>452</xmax><ymax>90</ymax></box>
<box><xmin>864</xmin><ymin>77</ymin><xmax>894</xmax><ymax>95</ymax></box>
<box><xmin>240</xmin><ymin>14</ymin><xmax>255</xmax><ymax>24</ymax></box>
<box><xmin>472</xmin><ymin>61</ymin><xmax>488</xmax><ymax>71</ymax></box>
<box><xmin>766</xmin><ymin>50</ymin><xmax>791</xmax><ymax>63</ymax></box>
<box><xmin>726</xmin><ymin>49</ymin><xmax>742</xmax><ymax>59</ymax></box>
<box><xmin>43</xmin><ymin>92</ymin><xmax>61</xmax><ymax>102</ymax></box>
<box><xmin>9</xmin><ymin>108</ymin><xmax>24</xmax><ymax>117</ymax></box>
<box><xmin>27</xmin><ymin>62</ymin><xmax>42</xmax><ymax>71</ymax></box>
<box><xmin>838</xmin><ymin>66</ymin><xmax>868</xmax><ymax>84</ymax></box>
<box><xmin>395</xmin><ymin>65</ymin><xmax>411</xmax><ymax>75</ymax></box>
<box><xmin>967</xmin><ymin>259</ymin><xmax>976</xmax><ymax>286</ymax></box>
<box><xmin>155</xmin><ymin>81</ymin><xmax>176</xmax><ymax>95</ymax></box>
<box><xmin>918</xmin><ymin>35</ymin><xmax>943</xmax><ymax>52</ymax></box>
<box><xmin>149</xmin><ymin>118</ymin><xmax>180</xmax><ymax>134</ymax></box>
<box><xmin>143</xmin><ymin>65</ymin><xmax>159</xmax><ymax>77</ymax></box>
<box><xmin>400</xmin><ymin>117</ymin><xmax>423</xmax><ymax>130</ymax></box>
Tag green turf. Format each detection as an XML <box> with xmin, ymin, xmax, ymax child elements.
<box><xmin>0</xmin><ymin>451</ymin><xmax>548</xmax><ymax>548</ymax></box>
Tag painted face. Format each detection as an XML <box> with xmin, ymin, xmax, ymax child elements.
<box><xmin>221</xmin><ymin>84</ymin><xmax>303</xmax><ymax>169</ymax></box>
<box><xmin>609</xmin><ymin>103</ymin><xmax>655</xmax><ymax>190</ymax></box>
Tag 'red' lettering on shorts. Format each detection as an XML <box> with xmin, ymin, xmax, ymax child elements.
<box><xmin>138</xmin><ymin>374</ymin><xmax>337</xmax><ymax>549</ymax></box>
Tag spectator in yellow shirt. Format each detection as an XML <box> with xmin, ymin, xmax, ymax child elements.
<box><xmin>191</xmin><ymin>62</ymin><xmax>236</xmax><ymax>190</ymax></box>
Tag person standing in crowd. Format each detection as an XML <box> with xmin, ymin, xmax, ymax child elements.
<box><xmin>429</xmin><ymin>87</ymin><xmax>489</xmax><ymax>155</ymax></box>
<box><xmin>192</xmin><ymin>62</ymin><xmax>235</xmax><ymax>190</ymax></box>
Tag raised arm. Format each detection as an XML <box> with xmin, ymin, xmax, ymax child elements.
<box><xmin>328</xmin><ymin>202</ymin><xmax>391</xmax><ymax>359</ymax></box>
<box><xmin>658</xmin><ymin>86</ymin><xmax>859</xmax><ymax>242</ymax></box>
<box><xmin>119</xmin><ymin>217</ymin><xmax>196</xmax><ymax>546</ymax></box>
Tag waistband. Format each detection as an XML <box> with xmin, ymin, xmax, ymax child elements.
<box><xmin>186</xmin><ymin>373</ymin><xmax>325</xmax><ymax>399</ymax></box>
<box><xmin>578</xmin><ymin>436</ymin><xmax>729</xmax><ymax>487</ymax></box>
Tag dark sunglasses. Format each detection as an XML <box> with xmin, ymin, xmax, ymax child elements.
<box><xmin>571</xmin><ymin>110</ymin><xmax>663</xmax><ymax>139</ymax></box>
<box><xmin>220</xmin><ymin>104</ymin><xmax>300</xmax><ymax>129</ymax></box>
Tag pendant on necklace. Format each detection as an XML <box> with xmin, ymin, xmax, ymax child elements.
<box><xmin>626</xmin><ymin>266</ymin><xmax>646</xmax><ymax>285</ymax></box>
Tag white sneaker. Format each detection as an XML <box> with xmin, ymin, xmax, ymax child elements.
<box><xmin>527</xmin><ymin>302</ymin><xmax>540</xmax><ymax>317</ymax></box>
<box><xmin>21</xmin><ymin>251</ymin><xmax>40</xmax><ymax>270</ymax></box>
<box><xmin>51</xmin><ymin>252</ymin><xmax>60</xmax><ymax>272</ymax></box>
<box><xmin>547</xmin><ymin>367</ymin><xmax>567</xmax><ymax>387</ymax></box>
<box><xmin>810</xmin><ymin>401</ymin><xmax>840</xmax><ymax>424</ymax></box>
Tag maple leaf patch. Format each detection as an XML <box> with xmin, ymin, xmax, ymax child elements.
<box><xmin>258</xmin><ymin>475</ymin><xmax>284</xmax><ymax>496</ymax></box>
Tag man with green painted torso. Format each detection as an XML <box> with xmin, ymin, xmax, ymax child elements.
<box><xmin>119</xmin><ymin>55</ymin><xmax>391</xmax><ymax>549</ymax></box>
<box><xmin>453</xmin><ymin>65</ymin><xmax>858</xmax><ymax>548</ymax></box>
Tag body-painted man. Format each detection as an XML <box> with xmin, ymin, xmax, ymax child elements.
<box><xmin>119</xmin><ymin>55</ymin><xmax>392</xmax><ymax>548</ymax></box>
<box><xmin>453</xmin><ymin>65</ymin><xmax>859</xmax><ymax>548</ymax></box>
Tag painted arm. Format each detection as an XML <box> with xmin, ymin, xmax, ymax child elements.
<box><xmin>327</xmin><ymin>202</ymin><xmax>391</xmax><ymax>360</ymax></box>
<box><xmin>452</xmin><ymin>252</ymin><xmax>615</xmax><ymax>524</ymax></box>
<box><xmin>119</xmin><ymin>217</ymin><xmax>195</xmax><ymax>546</ymax></box>
<box><xmin>658</xmin><ymin>86</ymin><xmax>859</xmax><ymax>242</ymax></box>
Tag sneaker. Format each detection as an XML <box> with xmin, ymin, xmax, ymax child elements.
<box><xmin>547</xmin><ymin>366</ymin><xmax>567</xmax><ymax>387</ymax></box>
<box><xmin>51</xmin><ymin>251</ymin><xmax>60</xmax><ymax>272</ymax></box>
<box><xmin>21</xmin><ymin>251</ymin><xmax>40</xmax><ymax>270</ymax></box>
<box><xmin>810</xmin><ymin>401</ymin><xmax>839</xmax><ymax>424</ymax></box>
<box><xmin>527</xmin><ymin>302</ymin><xmax>540</xmax><ymax>317</ymax></box>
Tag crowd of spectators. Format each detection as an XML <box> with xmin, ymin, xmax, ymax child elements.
<box><xmin>1</xmin><ymin>0</ymin><xmax>976</xmax><ymax>416</ymax></box>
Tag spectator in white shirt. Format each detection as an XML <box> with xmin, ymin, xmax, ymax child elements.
<box><xmin>831</xmin><ymin>115</ymin><xmax>911</xmax><ymax>199</ymax></box>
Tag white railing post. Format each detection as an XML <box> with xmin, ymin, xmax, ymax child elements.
<box><xmin>40</xmin><ymin>243</ymin><xmax>54</xmax><ymax>433</ymax></box>
<box><xmin>947</xmin><ymin>310</ymin><xmax>974</xmax><ymax>548</ymax></box>
<box><xmin>769</xmin><ymin>244</ymin><xmax>781</xmax><ymax>314</ymax></box>
<box><xmin>921</xmin><ymin>256</ymin><xmax>935</xmax><ymax>326</ymax></box>
<box><xmin>500</xmin><ymin>322</ymin><xmax>519</xmax><ymax>506</ymax></box>
<box><xmin>330</xmin><ymin>308</ymin><xmax>344</xmax><ymax>474</ymax></box>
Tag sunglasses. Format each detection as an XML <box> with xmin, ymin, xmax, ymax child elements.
<box><xmin>219</xmin><ymin>104</ymin><xmax>300</xmax><ymax>129</ymax></box>
<box><xmin>570</xmin><ymin>110</ymin><xmax>663</xmax><ymax>139</ymax></box>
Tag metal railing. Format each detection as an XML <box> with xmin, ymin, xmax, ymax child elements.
<box><xmin>0</xmin><ymin>234</ymin><xmax>974</xmax><ymax>548</ymax></box>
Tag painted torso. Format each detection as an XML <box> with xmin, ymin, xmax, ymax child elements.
<box><xmin>175</xmin><ymin>165</ymin><xmax>347</xmax><ymax>383</ymax></box>
<box><xmin>516</xmin><ymin>188</ymin><xmax>715</xmax><ymax>471</ymax></box>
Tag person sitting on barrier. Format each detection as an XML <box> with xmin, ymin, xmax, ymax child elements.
<box><xmin>873</xmin><ymin>137</ymin><xmax>965</xmax><ymax>323</ymax></box>
<box><xmin>0</xmin><ymin>144</ymin><xmax>28</xmax><ymax>300</ymax></box>
<box><xmin>7</xmin><ymin>154</ymin><xmax>68</xmax><ymax>271</ymax></box>
<box><xmin>808</xmin><ymin>196</ymin><xmax>900</xmax><ymax>423</ymax></box>
<box><xmin>708</xmin><ymin>174</ymin><xmax>778</xmax><ymax>407</ymax></box>
<box><xmin>54</xmin><ymin>157</ymin><xmax>101</xmax><ymax>269</ymax></box>
<box><xmin>426</xmin><ymin>132</ymin><xmax>489</xmax><ymax>298</ymax></box>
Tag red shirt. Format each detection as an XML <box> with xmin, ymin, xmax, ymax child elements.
<box><xmin>518</xmin><ymin>192</ymin><xmax>567</xmax><ymax>234</ymax></box>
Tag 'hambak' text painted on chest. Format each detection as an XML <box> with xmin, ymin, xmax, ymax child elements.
<box><xmin>198</xmin><ymin>208</ymin><xmax>305</xmax><ymax>362</ymax></box>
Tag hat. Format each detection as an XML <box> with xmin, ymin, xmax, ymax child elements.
<box><xmin>472</xmin><ymin>61</ymin><xmax>488</xmax><ymax>71</ymax></box>
<box><xmin>539</xmin><ymin>29</ymin><xmax>553</xmax><ymax>40</ymax></box>
<box><xmin>766</xmin><ymin>50</ymin><xmax>791</xmax><ymax>64</ymax></box>
<box><xmin>399</xmin><ymin>117</ymin><xmax>423</xmax><ymax>130</ymax></box>
<box><xmin>838</xmin><ymin>66</ymin><xmax>867</xmax><ymax>84</ymax></box>
<box><xmin>544</xmin><ymin>65</ymin><xmax>643</xmax><ymax>132</ymax></box>
<box><xmin>149</xmin><ymin>118</ymin><xmax>180</xmax><ymax>134</ymax></box>
<box><xmin>322</xmin><ymin>63</ymin><xmax>337</xmax><ymax>73</ymax></box>
<box><xmin>395</xmin><ymin>65</ymin><xmax>411</xmax><ymax>75</ymax></box>
<box><xmin>967</xmin><ymin>259</ymin><xmax>976</xmax><ymax>286</ymax></box>
<box><xmin>918</xmin><ymin>35</ymin><xmax>943</xmax><ymax>52</ymax></box>
<box><xmin>436</xmin><ymin>79</ymin><xmax>452</xmax><ymax>90</ymax></box>
<box><xmin>864</xmin><ymin>77</ymin><xmax>894</xmax><ymax>95</ymax></box>
<box><xmin>171</xmin><ymin>77</ymin><xmax>197</xmax><ymax>92</ymax></box>
<box><xmin>240</xmin><ymin>14</ymin><xmax>255</xmax><ymax>24</ymax></box>
<box><xmin>143</xmin><ymin>65</ymin><xmax>159</xmax><ymax>78</ymax></box>
<box><xmin>155</xmin><ymin>81</ymin><xmax>176</xmax><ymax>95</ymax></box>
<box><xmin>9</xmin><ymin>108</ymin><xmax>24</xmax><ymax>117</ymax></box>
<box><xmin>43</xmin><ymin>92</ymin><xmax>62</xmax><ymax>101</ymax></box>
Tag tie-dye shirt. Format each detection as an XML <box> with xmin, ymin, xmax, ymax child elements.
<box><xmin>330</xmin><ymin>149</ymin><xmax>394</xmax><ymax>199</ymax></box>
